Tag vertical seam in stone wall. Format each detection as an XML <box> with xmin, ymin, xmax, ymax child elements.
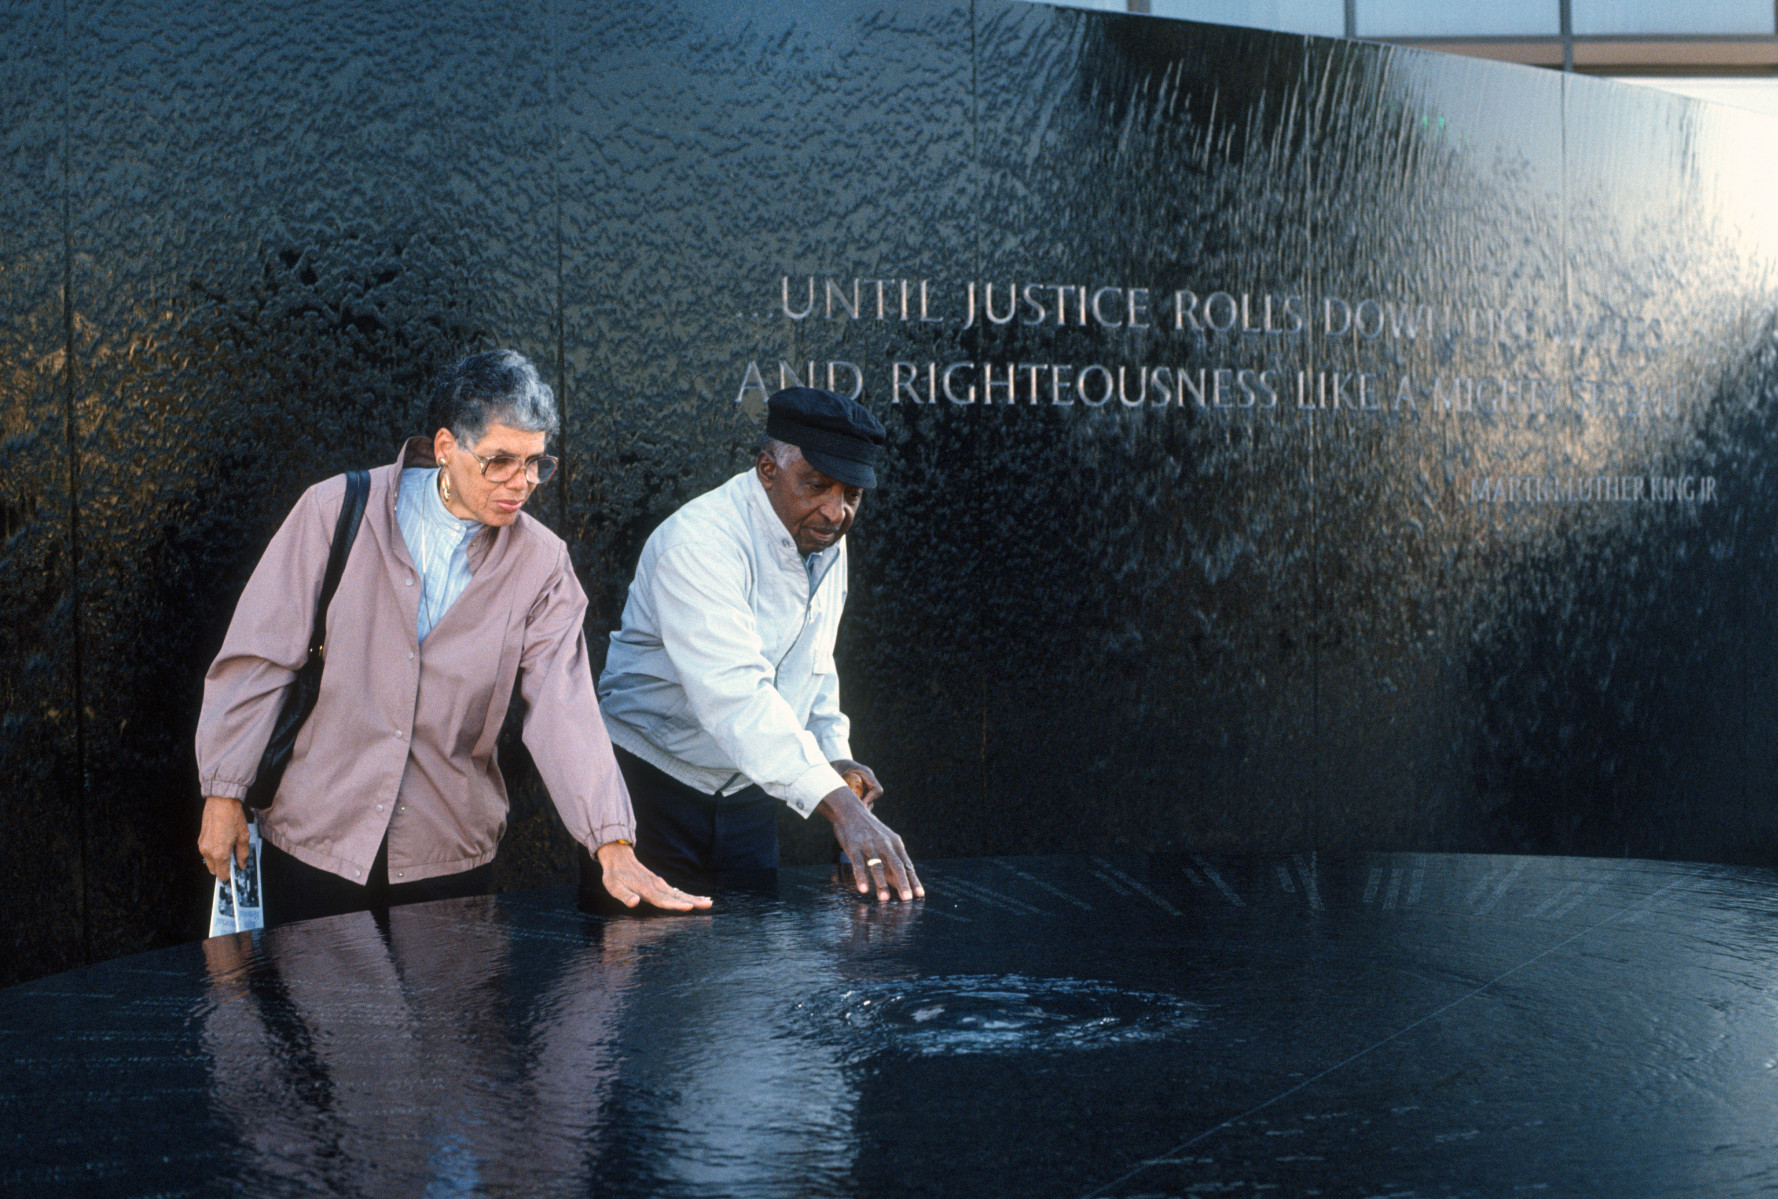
<box><xmin>1306</xmin><ymin>43</ymin><xmax>1322</xmax><ymax>844</ymax></box>
<box><xmin>1556</xmin><ymin>70</ymin><xmax>1576</xmax><ymax>848</ymax></box>
<box><xmin>1740</xmin><ymin>448</ymin><xmax>1751</xmax><ymax>849</ymax></box>
<box><xmin>550</xmin><ymin>0</ymin><xmax>568</xmax><ymax>534</ymax></box>
<box><xmin>57</xmin><ymin>0</ymin><xmax>91</xmax><ymax>967</ymax></box>
<box><xmin>970</xmin><ymin>0</ymin><xmax>987</xmax><ymax>825</ymax></box>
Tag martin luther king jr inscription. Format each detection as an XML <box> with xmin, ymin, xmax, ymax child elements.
<box><xmin>3</xmin><ymin>0</ymin><xmax>1777</xmax><ymax>983</ymax></box>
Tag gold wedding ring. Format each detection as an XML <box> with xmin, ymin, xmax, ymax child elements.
<box><xmin>865</xmin><ymin>857</ymin><xmax>884</xmax><ymax>868</ymax></box>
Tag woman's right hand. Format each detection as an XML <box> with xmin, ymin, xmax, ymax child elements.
<box><xmin>199</xmin><ymin>796</ymin><xmax>251</xmax><ymax>881</ymax></box>
<box><xmin>595</xmin><ymin>840</ymin><xmax>713</xmax><ymax>912</ymax></box>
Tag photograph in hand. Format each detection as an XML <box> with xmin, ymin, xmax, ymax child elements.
<box><xmin>207</xmin><ymin>819</ymin><xmax>263</xmax><ymax>937</ymax></box>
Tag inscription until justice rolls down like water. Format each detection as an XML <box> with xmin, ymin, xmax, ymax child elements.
<box><xmin>774</xmin><ymin>275</ymin><xmax>1666</xmax><ymax>358</ymax></box>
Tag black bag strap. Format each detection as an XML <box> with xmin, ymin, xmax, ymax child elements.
<box><xmin>306</xmin><ymin>470</ymin><xmax>370</xmax><ymax>662</ymax></box>
<box><xmin>241</xmin><ymin>469</ymin><xmax>372</xmax><ymax>813</ymax></box>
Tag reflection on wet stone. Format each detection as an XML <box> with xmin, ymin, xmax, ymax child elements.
<box><xmin>10</xmin><ymin>856</ymin><xmax>1778</xmax><ymax>1196</ymax></box>
<box><xmin>200</xmin><ymin>897</ymin><xmax>652</xmax><ymax>1198</ymax></box>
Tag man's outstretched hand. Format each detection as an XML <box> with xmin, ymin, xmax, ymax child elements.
<box><xmin>595</xmin><ymin>840</ymin><xmax>713</xmax><ymax>912</ymax></box>
<box><xmin>818</xmin><ymin>780</ymin><xmax>922</xmax><ymax>903</ymax></box>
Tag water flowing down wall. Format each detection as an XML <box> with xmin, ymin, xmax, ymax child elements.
<box><xmin>3</xmin><ymin>0</ymin><xmax>1776</xmax><ymax>984</ymax></box>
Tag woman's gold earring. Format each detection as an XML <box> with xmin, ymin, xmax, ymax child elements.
<box><xmin>439</xmin><ymin>468</ymin><xmax>452</xmax><ymax>504</ymax></box>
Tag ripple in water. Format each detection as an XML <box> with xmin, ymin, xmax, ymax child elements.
<box><xmin>798</xmin><ymin>975</ymin><xmax>1201</xmax><ymax>1058</ymax></box>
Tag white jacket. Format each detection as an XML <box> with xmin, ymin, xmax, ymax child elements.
<box><xmin>597</xmin><ymin>470</ymin><xmax>853</xmax><ymax>816</ymax></box>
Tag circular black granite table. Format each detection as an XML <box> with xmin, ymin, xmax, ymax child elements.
<box><xmin>6</xmin><ymin>853</ymin><xmax>1778</xmax><ymax>1197</ymax></box>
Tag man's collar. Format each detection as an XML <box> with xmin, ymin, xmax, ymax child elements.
<box><xmin>744</xmin><ymin>469</ymin><xmax>794</xmax><ymax>555</ymax></box>
<box><xmin>743</xmin><ymin>469</ymin><xmax>842</xmax><ymax>569</ymax></box>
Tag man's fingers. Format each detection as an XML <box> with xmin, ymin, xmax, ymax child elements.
<box><xmin>867</xmin><ymin>854</ymin><xmax>891</xmax><ymax>901</ymax></box>
<box><xmin>846</xmin><ymin>835</ymin><xmax>921</xmax><ymax>902</ymax></box>
<box><xmin>882</xmin><ymin>833</ymin><xmax>921</xmax><ymax>899</ymax></box>
<box><xmin>902</xmin><ymin>854</ymin><xmax>925</xmax><ymax>899</ymax></box>
<box><xmin>882</xmin><ymin>851</ymin><xmax>915</xmax><ymax>902</ymax></box>
<box><xmin>834</xmin><ymin>831</ymin><xmax>867</xmax><ymax>891</ymax></box>
<box><xmin>852</xmin><ymin>839</ymin><xmax>913</xmax><ymax>902</ymax></box>
<box><xmin>856</xmin><ymin>769</ymin><xmax>884</xmax><ymax>806</ymax></box>
<box><xmin>235</xmin><ymin>827</ymin><xmax>251</xmax><ymax>869</ymax></box>
<box><xmin>849</xmin><ymin>841</ymin><xmax>874</xmax><ymax>893</ymax></box>
<box><xmin>824</xmin><ymin>796</ymin><xmax>920</xmax><ymax>903</ymax></box>
<box><xmin>885</xmin><ymin>845</ymin><xmax>921</xmax><ymax>901</ymax></box>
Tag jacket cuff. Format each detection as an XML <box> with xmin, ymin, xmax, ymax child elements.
<box><xmin>200</xmin><ymin>778</ymin><xmax>252</xmax><ymax>801</ymax></box>
<box><xmin>786</xmin><ymin>762</ymin><xmax>851</xmax><ymax>819</ymax></box>
<box><xmin>590</xmin><ymin>821</ymin><xmax>637</xmax><ymax>850</ymax></box>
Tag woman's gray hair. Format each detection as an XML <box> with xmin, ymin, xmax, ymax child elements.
<box><xmin>425</xmin><ymin>349</ymin><xmax>560</xmax><ymax>445</ymax></box>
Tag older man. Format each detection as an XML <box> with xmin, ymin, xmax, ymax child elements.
<box><xmin>197</xmin><ymin>350</ymin><xmax>708</xmax><ymax>922</ymax></box>
<box><xmin>598</xmin><ymin>387</ymin><xmax>922</xmax><ymax>902</ymax></box>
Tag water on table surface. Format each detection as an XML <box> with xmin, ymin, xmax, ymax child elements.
<box><xmin>6</xmin><ymin>854</ymin><xmax>1778</xmax><ymax>1197</ymax></box>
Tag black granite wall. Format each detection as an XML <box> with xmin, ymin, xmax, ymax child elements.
<box><xmin>4</xmin><ymin>0</ymin><xmax>1776</xmax><ymax>986</ymax></box>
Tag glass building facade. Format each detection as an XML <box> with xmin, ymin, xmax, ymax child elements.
<box><xmin>1028</xmin><ymin>0</ymin><xmax>1778</xmax><ymax>116</ymax></box>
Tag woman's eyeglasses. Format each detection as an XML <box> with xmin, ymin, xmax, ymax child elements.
<box><xmin>461</xmin><ymin>448</ymin><xmax>559</xmax><ymax>485</ymax></box>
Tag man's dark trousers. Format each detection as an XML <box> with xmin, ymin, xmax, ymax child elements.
<box><xmin>612</xmin><ymin>746</ymin><xmax>779</xmax><ymax>881</ymax></box>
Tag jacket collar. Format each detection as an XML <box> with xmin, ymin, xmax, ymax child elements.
<box><xmin>744</xmin><ymin>468</ymin><xmax>800</xmax><ymax>565</ymax></box>
<box><xmin>741</xmin><ymin>467</ymin><xmax>842</xmax><ymax>586</ymax></box>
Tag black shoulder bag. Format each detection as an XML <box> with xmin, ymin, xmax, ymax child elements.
<box><xmin>243</xmin><ymin>469</ymin><xmax>371</xmax><ymax>811</ymax></box>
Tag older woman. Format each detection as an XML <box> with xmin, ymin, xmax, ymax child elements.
<box><xmin>197</xmin><ymin>350</ymin><xmax>707</xmax><ymax>923</ymax></box>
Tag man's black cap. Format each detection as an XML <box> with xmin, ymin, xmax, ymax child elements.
<box><xmin>765</xmin><ymin>387</ymin><xmax>887</xmax><ymax>489</ymax></box>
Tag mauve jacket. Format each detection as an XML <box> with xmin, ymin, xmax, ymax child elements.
<box><xmin>196</xmin><ymin>437</ymin><xmax>634</xmax><ymax>884</ymax></box>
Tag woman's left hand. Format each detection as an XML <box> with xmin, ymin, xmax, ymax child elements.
<box><xmin>595</xmin><ymin>841</ymin><xmax>714</xmax><ymax>911</ymax></box>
